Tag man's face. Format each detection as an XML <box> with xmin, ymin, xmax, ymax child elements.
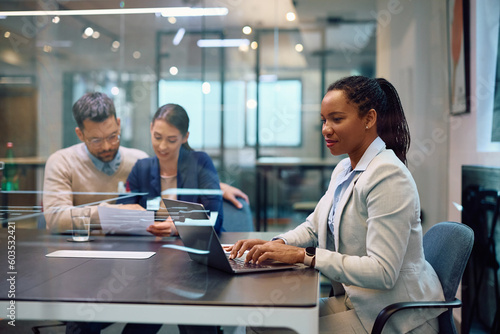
<box><xmin>75</xmin><ymin>116</ymin><xmax>121</xmax><ymax>163</ymax></box>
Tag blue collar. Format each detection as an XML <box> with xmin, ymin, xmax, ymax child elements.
<box><xmin>85</xmin><ymin>146</ymin><xmax>122</xmax><ymax>176</ymax></box>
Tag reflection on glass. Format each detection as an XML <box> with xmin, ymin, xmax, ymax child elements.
<box><xmin>0</xmin><ymin>2</ymin><xmax>375</xmax><ymax>229</ymax></box>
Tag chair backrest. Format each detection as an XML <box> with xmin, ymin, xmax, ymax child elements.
<box><xmin>221</xmin><ymin>198</ymin><xmax>254</xmax><ymax>232</ymax></box>
<box><xmin>423</xmin><ymin>222</ymin><xmax>474</xmax><ymax>300</ymax></box>
<box><xmin>423</xmin><ymin>221</ymin><xmax>474</xmax><ymax>333</ymax></box>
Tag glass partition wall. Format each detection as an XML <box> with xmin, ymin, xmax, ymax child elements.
<box><xmin>0</xmin><ymin>0</ymin><xmax>376</xmax><ymax>230</ymax></box>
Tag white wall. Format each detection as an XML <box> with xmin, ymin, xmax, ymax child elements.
<box><xmin>376</xmin><ymin>0</ymin><xmax>500</xmax><ymax>225</ymax></box>
<box><xmin>377</xmin><ymin>0</ymin><xmax>500</xmax><ymax>327</ymax></box>
<box><xmin>448</xmin><ymin>0</ymin><xmax>500</xmax><ymax>223</ymax></box>
<box><xmin>376</xmin><ymin>0</ymin><xmax>450</xmax><ymax>230</ymax></box>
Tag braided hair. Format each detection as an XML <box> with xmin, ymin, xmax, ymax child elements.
<box><xmin>327</xmin><ymin>76</ymin><xmax>410</xmax><ymax>164</ymax></box>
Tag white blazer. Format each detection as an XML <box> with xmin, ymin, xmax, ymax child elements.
<box><xmin>279</xmin><ymin>148</ymin><xmax>445</xmax><ymax>333</ymax></box>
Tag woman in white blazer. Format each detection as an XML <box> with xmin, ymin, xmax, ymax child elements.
<box><xmin>228</xmin><ymin>76</ymin><xmax>445</xmax><ymax>333</ymax></box>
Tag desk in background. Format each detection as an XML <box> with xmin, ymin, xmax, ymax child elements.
<box><xmin>0</xmin><ymin>229</ymin><xmax>320</xmax><ymax>333</ymax></box>
<box><xmin>255</xmin><ymin>157</ymin><xmax>340</xmax><ymax>231</ymax></box>
<box><xmin>0</xmin><ymin>156</ymin><xmax>47</xmax><ymax>226</ymax></box>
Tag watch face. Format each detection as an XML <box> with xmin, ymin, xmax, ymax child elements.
<box><xmin>306</xmin><ymin>247</ymin><xmax>316</xmax><ymax>256</ymax></box>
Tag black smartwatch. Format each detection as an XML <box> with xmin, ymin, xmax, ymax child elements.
<box><xmin>304</xmin><ymin>247</ymin><xmax>316</xmax><ymax>267</ymax></box>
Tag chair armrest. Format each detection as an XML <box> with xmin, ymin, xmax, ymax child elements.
<box><xmin>371</xmin><ymin>298</ymin><xmax>461</xmax><ymax>334</ymax></box>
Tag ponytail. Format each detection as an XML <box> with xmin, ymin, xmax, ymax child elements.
<box><xmin>328</xmin><ymin>76</ymin><xmax>410</xmax><ymax>164</ymax></box>
<box><xmin>375</xmin><ymin>78</ymin><xmax>410</xmax><ymax>164</ymax></box>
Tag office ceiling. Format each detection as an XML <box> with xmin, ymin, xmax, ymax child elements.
<box><xmin>0</xmin><ymin>0</ymin><xmax>377</xmax><ymax>75</ymax></box>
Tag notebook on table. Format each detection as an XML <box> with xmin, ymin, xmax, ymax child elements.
<box><xmin>164</xmin><ymin>199</ymin><xmax>298</xmax><ymax>274</ymax></box>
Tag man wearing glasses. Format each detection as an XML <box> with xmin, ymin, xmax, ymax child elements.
<box><xmin>43</xmin><ymin>92</ymin><xmax>149</xmax><ymax>233</ymax></box>
<box><xmin>43</xmin><ymin>92</ymin><xmax>248</xmax><ymax>234</ymax></box>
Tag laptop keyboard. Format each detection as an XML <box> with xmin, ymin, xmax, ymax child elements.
<box><xmin>229</xmin><ymin>257</ymin><xmax>275</xmax><ymax>270</ymax></box>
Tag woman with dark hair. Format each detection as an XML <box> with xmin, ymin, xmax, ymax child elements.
<box><xmin>118</xmin><ymin>103</ymin><xmax>223</xmax><ymax>235</ymax></box>
<box><xmin>228</xmin><ymin>76</ymin><xmax>444</xmax><ymax>333</ymax></box>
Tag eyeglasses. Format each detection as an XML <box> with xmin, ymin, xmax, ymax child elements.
<box><xmin>85</xmin><ymin>133</ymin><xmax>120</xmax><ymax>148</ymax></box>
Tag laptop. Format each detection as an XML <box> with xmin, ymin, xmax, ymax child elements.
<box><xmin>165</xmin><ymin>199</ymin><xmax>298</xmax><ymax>274</ymax></box>
<box><xmin>162</xmin><ymin>198</ymin><xmax>210</xmax><ymax>221</ymax></box>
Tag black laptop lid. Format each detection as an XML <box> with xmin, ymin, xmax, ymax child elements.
<box><xmin>175</xmin><ymin>223</ymin><xmax>233</xmax><ymax>273</ymax></box>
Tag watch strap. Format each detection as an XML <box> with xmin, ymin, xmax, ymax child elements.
<box><xmin>304</xmin><ymin>247</ymin><xmax>316</xmax><ymax>267</ymax></box>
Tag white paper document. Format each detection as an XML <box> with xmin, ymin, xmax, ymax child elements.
<box><xmin>98</xmin><ymin>206</ymin><xmax>154</xmax><ymax>236</ymax></box>
<box><xmin>46</xmin><ymin>250</ymin><xmax>156</xmax><ymax>259</ymax></box>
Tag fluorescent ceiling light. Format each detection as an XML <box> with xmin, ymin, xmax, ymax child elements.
<box><xmin>173</xmin><ymin>28</ymin><xmax>186</xmax><ymax>45</ymax></box>
<box><xmin>0</xmin><ymin>7</ymin><xmax>228</xmax><ymax>17</ymax></box>
<box><xmin>0</xmin><ymin>76</ymin><xmax>33</xmax><ymax>84</ymax></box>
<box><xmin>197</xmin><ymin>39</ymin><xmax>250</xmax><ymax>48</ymax></box>
<box><xmin>160</xmin><ymin>8</ymin><xmax>228</xmax><ymax>17</ymax></box>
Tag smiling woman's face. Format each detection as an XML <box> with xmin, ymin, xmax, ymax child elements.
<box><xmin>321</xmin><ymin>89</ymin><xmax>375</xmax><ymax>165</ymax></box>
<box><xmin>150</xmin><ymin>119</ymin><xmax>188</xmax><ymax>164</ymax></box>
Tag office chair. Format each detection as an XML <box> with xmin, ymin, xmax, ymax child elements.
<box><xmin>371</xmin><ymin>221</ymin><xmax>474</xmax><ymax>334</ymax></box>
<box><xmin>221</xmin><ymin>198</ymin><xmax>254</xmax><ymax>232</ymax></box>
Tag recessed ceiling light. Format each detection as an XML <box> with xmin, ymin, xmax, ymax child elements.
<box><xmin>83</xmin><ymin>27</ymin><xmax>94</xmax><ymax>37</ymax></box>
<box><xmin>246</xmin><ymin>99</ymin><xmax>257</xmax><ymax>109</ymax></box>
<box><xmin>242</xmin><ymin>26</ymin><xmax>252</xmax><ymax>35</ymax></box>
<box><xmin>169</xmin><ymin>66</ymin><xmax>179</xmax><ymax>75</ymax></box>
<box><xmin>202</xmin><ymin>82</ymin><xmax>211</xmax><ymax>94</ymax></box>
<box><xmin>286</xmin><ymin>12</ymin><xmax>296</xmax><ymax>21</ymax></box>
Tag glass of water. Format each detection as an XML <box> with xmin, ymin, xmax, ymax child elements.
<box><xmin>70</xmin><ymin>207</ymin><xmax>91</xmax><ymax>242</ymax></box>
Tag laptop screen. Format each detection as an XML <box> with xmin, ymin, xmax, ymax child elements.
<box><xmin>162</xmin><ymin>198</ymin><xmax>210</xmax><ymax>221</ymax></box>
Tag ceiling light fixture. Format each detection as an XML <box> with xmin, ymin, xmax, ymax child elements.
<box><xmin>202</xmin><ymin>82</ymin><xmax>211</xmax><ymax>94</ymax></box>
<box><xmin>0</xmin><ymin>7</ymin><xmax>228</xmax><ymax>17</ymax></box>
<box><xmin>173</xmin><ymin>28</ymin><xmax>185</xmax><ymax>45</ymax></box>
<box><xmin>286</xmin><ymin>12</ymin><xmax>296</xmax><ymax>21</ymax></box>
<box><xmin>242</xmin><ymin>26</ymin><xmax>252</xmax><ymax>35</ymax></box>
<box><xmin>169</xmin><ymin>66</ymin><xmax>179</xmax><ymax>75</ymax></box>
<box><xmin>83</xmin><ymin>27</ymin><xmax>94</xmax><ymax>37</ymax></box>
<box><xmin>197</xmin><ymin>39</ymin><xmax>249</xmax><ymax>48</ymax></box>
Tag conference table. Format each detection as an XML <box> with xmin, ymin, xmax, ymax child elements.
<box><xmin>0</xmin><ymin>228</ymin><xmax>320</xmax><ymax>333</ymax></box>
